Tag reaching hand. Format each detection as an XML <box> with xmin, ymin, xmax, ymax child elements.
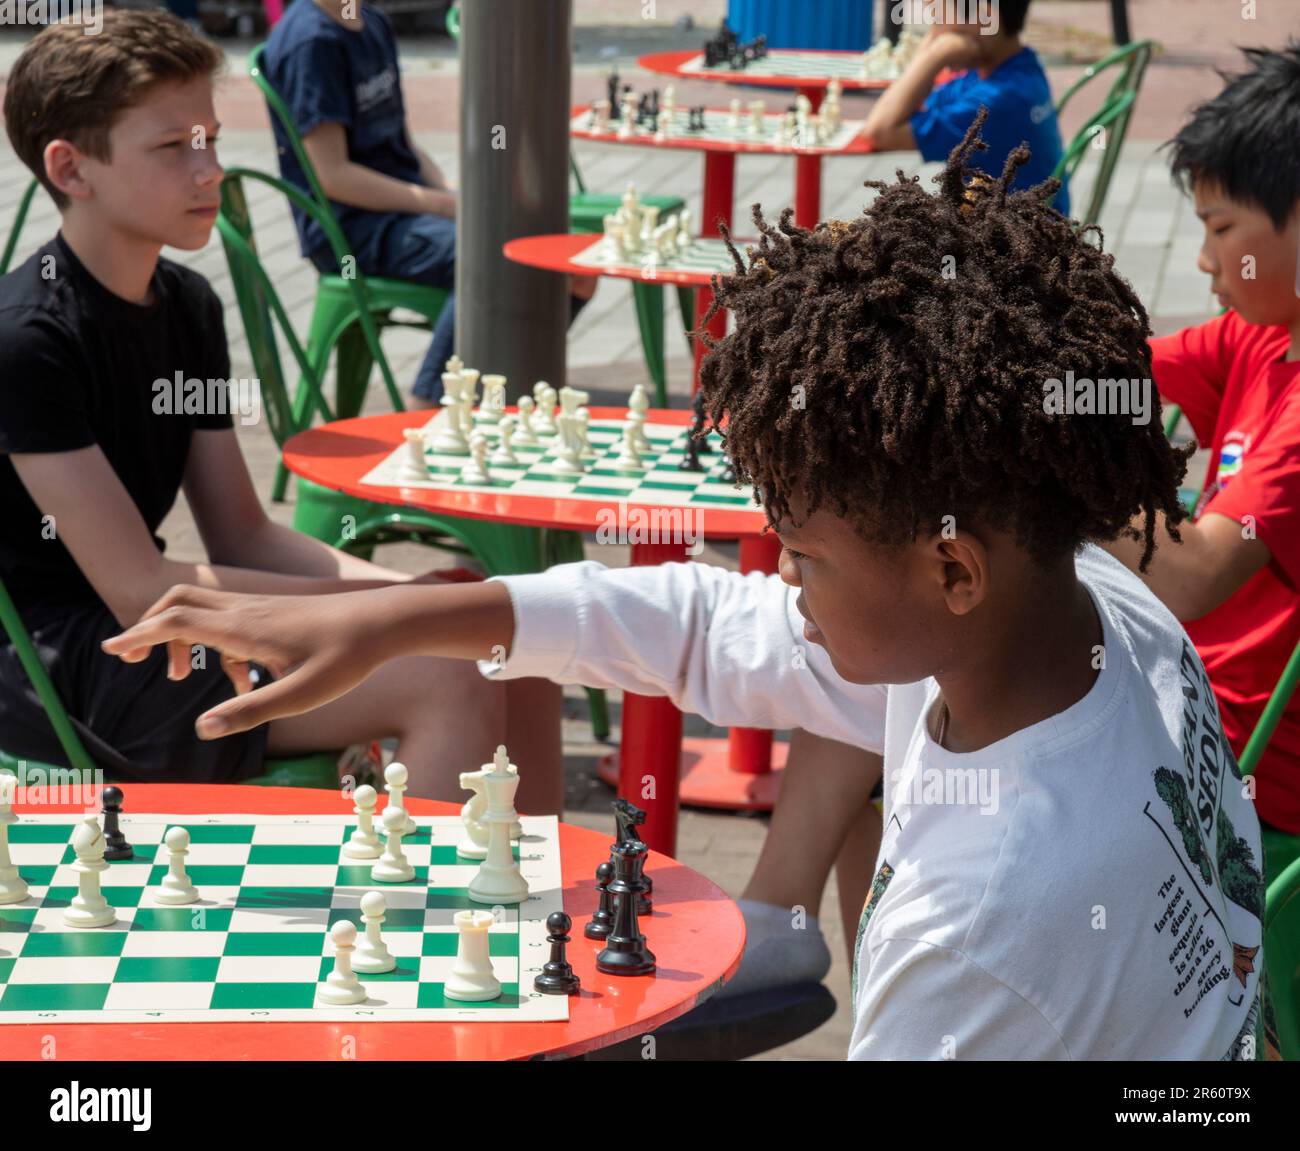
<box><xmin>101</xmin><ymin>585</ymin><xmax>395</xmax><ymax>739</ymax></box>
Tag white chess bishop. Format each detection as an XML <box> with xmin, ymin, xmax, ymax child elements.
<box><xmin>63</xmin><ymin>815</ymin><xmax>116</xmax><ymax>928</ymax></box>
<box><xmin>467</xmin><ymin>745</ymin><xmax>529</xmax><ymax>905</ymax></box>
<box><xmin>0</xmin><ymin>774</ymin><xmax>29</xmax><ymax>904</ymax></box>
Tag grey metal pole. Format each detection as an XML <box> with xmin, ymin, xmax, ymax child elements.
<box><xmin>458</xmin><ymin>0</ymin><xmax>573</xmax><ymax>402</ymax></box>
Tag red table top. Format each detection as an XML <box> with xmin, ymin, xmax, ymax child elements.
<box><xmin>569</xmin><ymin>103</ymin><xmax>876</xmax><ymax>157</ymax></box>
<box><xmin>638</xmin><ymin>48</ymin><xmax>892</xmax><ymax>92</ymax></box>
<box><xmin>0</xmin><ymin>785</ymin><xmax>744</xmax><ymax>1061</ymax></box>
<box><xmin>283</xmin><ymin>408</ymin><xmax>769</xmax><ymax>539</ymax></box>
<box><xmin>504</xmin><ymin>232</ymin><xmax>731</xmax><ymax>288</ymax></box>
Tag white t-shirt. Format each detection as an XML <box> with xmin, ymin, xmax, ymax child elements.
<box><xmin>487</xmin><ymin>545</ymin><xmax>1267</xmax><ymax>1060</ymax></box>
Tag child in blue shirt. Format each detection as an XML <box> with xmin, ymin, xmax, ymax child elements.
<box><xmin>863</xmin><ymin>0</ymin><xmax>1069</xmax><ymax>215</ymax></box>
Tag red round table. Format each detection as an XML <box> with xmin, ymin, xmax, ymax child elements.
<box><xmin>0</xmin><ymin>785</ymin><xmax>744</xmax><ymax>1061</ymax></box>
<box><xmin>635</xmin><ymin>49</ymin><xmax>884</xmax><ymax>236</ymax></box>
<box><xmin>504</xmin><ymin>232</ymin><xmax>735</xmax><ymax>388</ymax></box>
<box><xmin>282</xmin><ymin>410</ymin><xmax>788</xmax><ymax>856</ymax></box>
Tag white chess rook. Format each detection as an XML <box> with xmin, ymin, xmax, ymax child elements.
<box><xmin>63</xmin><ymin>816</ymin><xmax>116</xmax><ymax>928</ymax></box>
<box><xmin>401</xmin><ymin>428</ymin><xmax>428</xmax><ymax>479</ymax></box>
<box><xmin>481</xmin><ymin>374</ymin><xmax>508</xmax><ymax>416</ymax></box>
<box><xmin>343</xmin><ymin>784</ymin><xmax>383</xmax><ymax>860</ymax></box>
<box><xmin>153</xmin><ymin>826</ymin><xmax>199</xmax><ymax>905</ymax></box>
<box><xmin>318</xmin><ymin>920</ymin><xmax>368</xmax><ymax>1005</ymax></box>
<box><xmin>384</xmin><ymin>762</ymin><xmax>417</xmax><ymax>836</ymax></box>
<box><xmin>0</xmin><ymin>774</ymin><xmax>29</xmax><ymax>904</ymax></box>
<box><xmin>371</xmin><ymin>805</ymin><xmax>416</xmax><ymax>883</ymax></box>
<box><xmin>444</xmin><ymin>909</ymin><xmax>502</xmax><ymax>1001</ymax></box>
<box><xmin>352</xmin><ymin>890</ymin><xmax>398</xmax><ymax>974</ymax></box>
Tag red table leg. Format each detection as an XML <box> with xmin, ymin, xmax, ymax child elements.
<box><xmin>691</xmin><ymin>285</ymin><xmax>728</xmax><ymax>394</ymax></box>
<box><xmin>794</xmin><ymin>85</ymin><xmax>825</xmax><ymax>231</ymax></box>
<box><xmin>701</xmin><ymin>150</ymin><xmax>736</xmax><ymax>236</ymax></box>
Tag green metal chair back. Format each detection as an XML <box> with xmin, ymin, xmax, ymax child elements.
<box><xmin>1264</xmin><ymin>854</ymin><xmax>1300</xmax><ymax>1060</ymax></box>
<box><xmin>2</xmin><ymin>179</ymin><xmax>40</xmax><ymax>276</ymax></box>
<box><xmin>1052</xmin><ymin>40</ymin><xmax>1153</xmax><ymax>228</ymax></box>
<box><xmin>0</xmin><ymin>572</ymin><xmax>338</xmax><ymax>788</ymax></box>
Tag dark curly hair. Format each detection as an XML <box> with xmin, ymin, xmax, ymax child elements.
<box><xmin>697</xmin><ymin>113</ymin><xmax>1190</xmax><ymax>571</ymax></box>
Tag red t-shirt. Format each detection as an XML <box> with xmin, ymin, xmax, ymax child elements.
<box><xmin>1151</xmin><ymin>310</ymin><xmax>1300</xmax><ymax>833</ymax></box>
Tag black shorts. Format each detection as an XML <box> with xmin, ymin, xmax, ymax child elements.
<box><xmin>0</xmin><ymin>599</ymin><xmax>269</xmax><ymax>782</ymax></box>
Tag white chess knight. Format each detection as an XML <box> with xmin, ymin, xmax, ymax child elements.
<box><xmin>63</xmin><ymin>815</ymin><xmax>116</xmax><ymax>928</ymax></box>
<box><xmin>318</xmin><ymin>919</ymin><xmax>368</xmax><ymax>1005</ymax></box>
<box><xmin>351</xmin><ymin>890</ymin><xmax>397</xmax><ymax>974</ymax></box>
<box><xmin>343</xmin><ymin>784</ymin><xmax>383</xmax><ymax>860</ymax></box>
<box><xmin>460</xmin><ymin>433</ymin><xmax>492</xmax><ymax>485</ymax></box>
<box><xmin>467</xmin><ymin>745</ymin><xmax>529</xmax><ymax>905</ymax></box>
<box><xmin>153</xmin><ymin>826</ymin><xmax>199</xmax><ymax>906</ymax></box>
<box><xmin>0</xmin><ymin>774</ymin><xmax>29</xmax><ymax>904</ymax></box>
<box><xmin>458</xmin><ymin>750</ymin><xmax>523</xmax><ymax>860</ymax></box>
<box><xmin>444</xmin><ymin>909</ymin><xmax>501</xmax><ymax>1001</ymax></box>
<box><xmin>400</xmin><ymin>427</ymin><xmax>428</xmax><ymax>480</ymax></box>
<box><xmin>549</xmin><ymin>412</ymin><xmax>585</xmax><ymax>476</ymax></box>
<box><xmin>491</xmin><ymin>415</ymin><xmax>520</xmax><ymax>466</ymax></box>
<box><xmin>575</xmin><ymin>408</ymin><xmax>596</xmax><ymax>458</ymax></box>
<box><xmin>372</xmin><ymin>805</ymin><xmax>416</xmax><ymax>883</ymax></box>
<box><xmin>383</xmin><ymin>762</ymin><xmax>417</xmax><ymax>836</ymax></box>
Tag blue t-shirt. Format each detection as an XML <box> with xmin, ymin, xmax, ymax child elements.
<box><xmin>263</xmin><ymin>0</ymin><xmax>423</xmax><ymax>257</ymax></box>
<box><xmin>910</xmin><ymin>47</ymin><xmax>1069</xmax><ymax>216</ymax></box>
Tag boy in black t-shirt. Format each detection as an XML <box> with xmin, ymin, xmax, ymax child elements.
<box><xmin>0</xmin><ymin>12</ymin><xmax>562</xmax><ymax>808</ymax></box>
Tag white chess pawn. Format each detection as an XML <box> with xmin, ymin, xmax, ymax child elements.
<box><xmin>383</xmin><ymin>762</ymin><xmax>417</xmax><ymax>836</ymax></box>
<box><xmin>535</xmin><ymin>384</ymin><xmax>559</xmax><ymax>436</ymax></box>
<box><xmin>153</xmin><ymin>826</ymin><xmax>199</xmax><ymax>906</ymax></box>
<box><xmin>617</xmin><ymin>96</ymin><xmax>636</xmax><ymax>137</ymax></box>
<box><xmin>351</xmin><ymin>890</ymin><xmax>397</xmax><ymax>974</ymax></box>
<box><xmin>628</xmin><ymin>383</ymin><xmax>652</xmax><ymax>453</ymax></box>
<box><xmin>342</xmin><ymin>784</ymin><xmax>383</xmax><ymax>860</ymax></box>
<box><xmin>728</xmin><ymin>96</ymin><xmax>742</xmax><ymax>131</ymax></box>
<box><xmin>615</xmin><ymin>433</ymin><xmax>643</xmax><ymax>472</ymax></box>
<box><xmin>655</xmin><ymin>109</ymin><xmax>671</xmax><ymax>142</ymax></box>
<box><xmin>63</xmin><ymin>816</ymin><xmax>115</xmax><ymax>928</ymax></box>
<box><xmin>0</xmin><ymin>774</ymin><xmax>29</xmax><ymax>904</ymax></box>
<box><xmin>480</xmin><ymin>374</ymin><xmax>508</xmax><ymax>416</ymax></box>
<box><xmin>515</xmin><ymin>396</ymin><xmax>539</xmax><ymax>445</ymax></box>
<box><xmin>371</xmin><ymin>805</ymin><xmax>415</xmax><ymax>883</ymax></box>
<box><xmin>491</xmin><ymin>415</ymin><xmax>520</xmax><ymax>466</ymax></box>
<box><xmin>749</xmin><ymin>99</ymin><xmax>766</xmax><ymax>136</ymax></box>
<box><xmin>675</xmin><ymin>207</ymin><xmax>692</xmax><ymax>250</ymax></box>
<box><xmin>400</xmin><ymin>427</ymin><xmax>428</xmax><ymax>479</ymax></box>
<box><xmin>782</xmin><ymin>110</ymin><xmax>797</xmax><ymax>143</ymax></box>
<box><xmin>460</xmin><ymin>433</ymin><xmax>491</xmax><ymax>485</ymax></box>
<box><xmin>444</xmin><ymin>909</ymin><xmax>502</xmax><ymax>1001</ymax></box>
<box><xmin>317</xmin><ymin>920</ymin><xmax>368</xmax><ymax>1005</ymax></box>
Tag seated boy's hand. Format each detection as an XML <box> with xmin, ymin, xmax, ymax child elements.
<box><xmin>101</xmin><ymin>585</ymin><xmax>396</xmax><ymax>739</ymax></box>
<box><xmin>923</xmin><ymin>31</ymin><xmax>984</xmax><ymax>71</ymax></box>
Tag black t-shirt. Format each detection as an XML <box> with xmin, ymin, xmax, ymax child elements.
<box><xmin>0</xmin><ymin>233</ymin><xmax>233</xmax><ymax>620</ymax></box>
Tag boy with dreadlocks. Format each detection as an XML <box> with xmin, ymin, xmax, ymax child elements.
<box><xmin>102</xmin><ymin>120</ymin><xmax>1268</xmax><ymax>1059</ymax></box>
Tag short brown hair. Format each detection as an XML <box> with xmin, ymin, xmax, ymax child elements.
<box><xmin>3</xmin><ymin>11</ymin><xmax>222</xmax><ymax>208</ymax></box>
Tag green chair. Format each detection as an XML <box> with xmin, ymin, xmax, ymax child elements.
<box><xmin>1</xmin><ymin>178</ymin><xmax>39</xmax><ymax>276</ymax></box>
<box><xmin>216</xmin><ymin>168</ymin><xmax>611</xmax><ymax>738</ymax></box>
<box><xmin>1264</xmin><ymin>854</ymin><xmax>1300</xmax><ymax>1060</ymax></box>
<box><xmin>1052</xmin><ymin>40</ymin><xmax>1154</xmax><ymax>229</ymax></box>
<box><xmin>0</xmin><ymin>572</ymin><xmax>338</xmax><ymax>789</ymax></box>
<box><xmin>246</xmin><ymin>43</ymin><xmax>452</xmax><ymax>505</ymax></box>
<box><xmin>447</xmin><ymin>2</ymin><xmax>691</xmax><ymax>408</ymax></box>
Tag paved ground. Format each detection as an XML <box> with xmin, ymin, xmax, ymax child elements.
<box><xmin>0</xmin><ymin>0</ymin><xmax>1259</xmax><ymax>1058</ymax></box>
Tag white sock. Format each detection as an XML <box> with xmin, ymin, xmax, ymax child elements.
<box><xmin>714</xmin><ymin>898</ymin><xmax>832</xmax><ymax>998</ymax></box>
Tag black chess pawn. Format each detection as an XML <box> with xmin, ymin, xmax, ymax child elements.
<box><xmin>534</xmin><ymin>911</ymin><xmax>581</xmax><ymax>995</ymax></box>
<box><xmin>596</xmin><ymin>841</ymin><xmax>656</xmax><ymax>976</ymax></box>
<box><xmin>584</xmin><ymin>861</ymin><xmax>615</xmax><ymax>940</ymax></box>
<box><xmin>718</xmin><ymin>454</ymin><xmax>738</xmax><ymax>485</ymax></box>
<box><xmin>607</xmin><ymin>67</ymin><xmax>621</xmax><ymax>117</ymax></box>
<box><xmin>756</xmin><ymin>34</ymin><xmax>768</xmax><ymax>59</ymax></box>
<box><xmin>101</xmin><ymin>785</ymin><xmax>134</xmax><ymax>861</ymax></box>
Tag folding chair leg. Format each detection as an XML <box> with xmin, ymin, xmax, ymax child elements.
<box><xmin>676</xmin><ymin>286</ymin><xmax>696</xmax><ymax>359</ymax></box>
<box><xmin>631</xmin><ymin>282</ymin><xmax>668</xmax><ymax>408</ymax></box>
<box><xmin>335</xmin><ymin>323</ymin><xmax>376</xmax><ymax>420</ymax></box>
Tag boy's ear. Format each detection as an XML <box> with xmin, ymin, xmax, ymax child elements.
<box><xmin>43</xmin><ymin>139</ymin><xmax>93</xmax><ymax>204</ymax></box>
<box><xmin>927</xmin><ymin>531</ymin><xmax>990</xmax><ymax>617</ymax></box>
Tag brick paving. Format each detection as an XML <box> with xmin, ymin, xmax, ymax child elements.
<box><xmin>0</xmin><ymin>0</ymin><xmax>1266</xmax><ymax>1057</ymax></box>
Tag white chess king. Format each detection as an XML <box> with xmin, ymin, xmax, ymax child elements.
<box><xmin>467</xmin><ymin>745</ymin><xmax>529</xmax><ymax>905</ymax></box>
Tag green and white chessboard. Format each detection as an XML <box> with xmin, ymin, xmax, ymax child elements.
<box><xmin>362</xmin><ymin>409</ymin><xmax>757</xmax><ymax>511</ymax></box>
<box><xmin>567</xmin><ymin>235</ymin><xmax>737</xmax><ymax>278</ymax></box>
<box><xmin>572</xmin><ymin>108</ymin><xmax>865</xmax><ymax>151</ymax></box>
<box><xmin>679</xmin><ymin>48</ymin><xmax>898</xmax><ymax>82</ymax></box>
<box><xmin>0</xmin><ymin>813</ymin><xmax>567</xmax><ymax>1024</ymax></box>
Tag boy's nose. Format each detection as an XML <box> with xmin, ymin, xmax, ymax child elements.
<box><xmin>1196</xmin><ymin>244</ymin><xmax>1218</xmax><ymax>278</ymax></box>
<box><xmin>777</xmin><ymin>548</ymin><xmax>802</xmax><ymax>587</ymax></box>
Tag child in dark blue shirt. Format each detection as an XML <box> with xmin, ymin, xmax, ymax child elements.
<box><xmin>264</xmin><ymin>0</ymin><xmax>593</xmax><ymax>407</ymax></box>
<box><xmin>863</xmin><ymin>0</ymin><xmax>1069</xmax><ymax>215</ymax></box>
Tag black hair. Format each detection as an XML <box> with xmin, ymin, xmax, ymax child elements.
<box><xmin>1167</xmin><ymin>41</ymin><xmax>1300</xmax><ymax>230</ymax></box>
<box><xmin>997</xmin><ymin>0</ymin><xmax>1032</xmax><ymax>37</ymax></box>
<box><xmin>697</xmin><ymin>113</ymin><xmax>1190</xmax><ymax>572</ymax></box>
